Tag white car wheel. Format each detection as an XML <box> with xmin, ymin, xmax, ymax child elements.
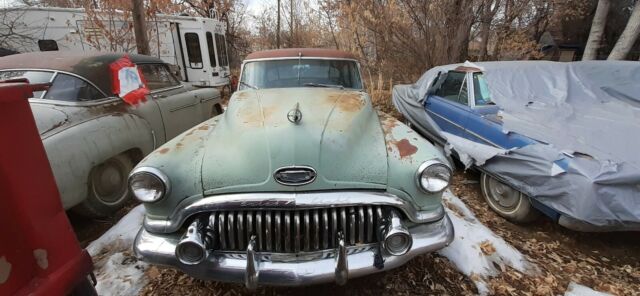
<box><xmin>480</xmin><ymin>173</ymin><xmax>539</xmax><ymax>223</ymax></box>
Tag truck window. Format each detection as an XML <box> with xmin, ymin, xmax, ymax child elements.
<box><xmin>435</xmin><ymin>71</ymin><xmax>468</xmax><ymax>105</ymax></box>
<box><xmin>184</xmin><ymin>33</ymin><xmax>203</xmax><ymax>69</ymax></box>
<box><xmin>139</xmin><ymin>64</ymin><xmax>181</xmax><ymax>90</ymax></box>
<box><xmin>214</xmin><ymin>33</ymin><xmax>228</xmax><ymax>67</ymax></box>
<box><xmin>44</xmin><ymin>73</ymin><xmax>104</xmax><ymax>102</ymax></box>
<box><xmin>206</xmin><ymin>32</ymin><xmax>217</xmax><ymax>67</ymax></box>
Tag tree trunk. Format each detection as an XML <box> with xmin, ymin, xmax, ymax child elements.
<box><xmin>583</xmin><ymin>0</ymin><xmax>610</xmax><ymax>60</ymax></box>
<box><xmin>132</xmin><ymin>0</ymin><xmax>150</xmax><ymax>55</ymax></box>
<box><xmin>289</xmin><ymin>0</ymin><xmax>294</xmax><ymax>47</ymax></box>
<box><xmin>276</xmin><ymin>0</ymin><xmax>280</xmax><ymax>49</ymax></box>
<box><xmin>608</xmin><ymin>2</ymin><xmax>640</xmax><ymax>60</ymax></box>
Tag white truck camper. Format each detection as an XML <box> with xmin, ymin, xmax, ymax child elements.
<box><xmin>0</xmin><ymin>7</ymin><xmax>230</xmax><ymax>87</ymax></box>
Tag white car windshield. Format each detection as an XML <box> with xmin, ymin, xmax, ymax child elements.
<box><xmin>239</xmin><ymin>59</ymin><xmax>363</xmax><ymax>90</ymax></box>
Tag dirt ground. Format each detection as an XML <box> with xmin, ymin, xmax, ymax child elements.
<box><xmin>71</xmin><ymin>94</ymin><xmax>640</xmax><ymax>295</ymax></box>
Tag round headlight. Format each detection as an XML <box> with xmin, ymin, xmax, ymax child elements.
<box><xmin>128</xmin><ymin>167</ymin><xmax>169</xmax><ymax>202</ymax></box>
<box><xmin>417</xmin><ymin>160</ymin><xmax>452</xmax><ymax>193</ymax></box>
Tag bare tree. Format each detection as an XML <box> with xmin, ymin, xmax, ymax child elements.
<box><xmin>608</xmin><ymin>1</ymin><xmax>640</xmax><ymax>60</ymax></box>
<box><xmin>277</xmin><ymin>0</ymin><xmax>281</xmax><ymax>48</ymax></box>
<box><xmin>478</xmin><ymin>0</ymin><xmax>501</xmax><ymax>60</ymax></box>
<box><xmin>0</xmin><ymin>9</ymin><xmax>39</xmax><ymax>52</ymax></box>
<box><xmin>132</xmin><ymin>0</ymin><xmax>150</xmax><ymax>55</ymax></box>
<box><xmin>583</xmin><ymin>0</ymin><xmax>610</xmax><ymax>60</ymax></box>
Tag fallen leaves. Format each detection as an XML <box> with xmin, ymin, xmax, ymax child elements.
<box><xmin>480</xmin><ymin>240</ymin><xmax>497</xmax><ymax>256</ymax></box>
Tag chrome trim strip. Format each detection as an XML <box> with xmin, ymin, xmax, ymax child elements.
<box><xmin>425</xmin><ymin>109</ymin><xmax>501</xmax><ymax>148</ymax></box>
<box><xmin>134</xmin><ymin>214</ymin><xmax>454</xmax><ymax>286</ymax></box>
<box><xmin>144</xmin><ymin>191</ymin><xmax>446</xmax><ymax>233</ymax></box>
<box><xmin>169</xmin><ymin>101</ymin><xmax>199</xmax><ymax>112</ymax></box>
<box><xmin>150</xmin><ymin>84</ymin><xmax>184</xmax><ymax>94</ymax></box>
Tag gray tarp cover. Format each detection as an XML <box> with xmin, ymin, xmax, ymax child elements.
<box><xmin>393</xmin><ymin>61</ymin><xmax>640</xmax><ymax>231</ymax></box>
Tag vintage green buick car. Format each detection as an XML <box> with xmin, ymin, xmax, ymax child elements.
<box><xmin>131</xmin><ymin>48</ymin><xmax>454</xmax><ymax>287</ymax></box>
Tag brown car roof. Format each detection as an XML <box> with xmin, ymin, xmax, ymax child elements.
<box><xmin>245</xmin><ymin>48</ymin><xmax>357</xmax><ymax>60</ymax></box>
<box><xmin>0</xmin><ymin>51</ymin><xmax>164</xmax><ymax>95</ymax></box>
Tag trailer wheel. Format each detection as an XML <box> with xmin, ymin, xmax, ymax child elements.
<box><xmin>480</xmin><ymin>173</ymin><xmax>539</xmax><ymax>223</ymax></box>
<box><xmin>74</xmin><ymin>154</ymin><xmax>134</xmax><ymax>218</ymax></box>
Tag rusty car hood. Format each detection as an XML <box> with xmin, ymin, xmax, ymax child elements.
<box><xmin>201</xmin><ymin>88</ymin><xmax>388</xmax><ymax>194</ymax></box>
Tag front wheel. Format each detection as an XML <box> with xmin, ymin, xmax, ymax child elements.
<box><xmin>74</xmin><ymin>154</ymin><xmax>134</xmax><ymax>218</ymax></box>
<box><xmin>480</xmin><ymin>173</ymin><xmax>539</xmax><ymax>223</ymax></box>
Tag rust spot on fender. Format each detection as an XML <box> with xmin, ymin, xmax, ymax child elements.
<box><xmin>198</xmin><ymin>125</ymin><xmax>209</xmax><ymax>130</ymax></box>
<box><xmin>380</xmin><ymin>114</ymin><xmax>399</xmax><ymax>135</ymax></box>
<box><xmin>158</xmin><ymin>147</ymin><xmax>170</xmax><ymax>154</ymax></box>
<box><xmin>393</xmin><ymin>139</ymin><xmax>418</xmax><ymax>158</ymax></box>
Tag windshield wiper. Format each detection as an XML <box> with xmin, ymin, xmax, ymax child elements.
<box><xmin>303</xmin><ymin>83</ymin><xmax>344</xmax><ymax>89</ymax></box>
<box><xmin>239</xmin><ymin>81</ymin><xmax>259</xmax><ymax>90</ymax></box>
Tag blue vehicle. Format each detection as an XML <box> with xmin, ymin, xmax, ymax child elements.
<box><xmin>399</xmin><ymin>66</ymin><xmax>591</xmax><ymax>228</ymax></box>
<box><xmin>395</xmin><ymin>62</ymin><xmax>640</xmax><ymax>232</ymax></box>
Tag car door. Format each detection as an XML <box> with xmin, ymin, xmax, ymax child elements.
<box><xmin>138</xmin><ymin>63</ymin><xmax>202</xmax><ymax>141</ymax></box>
<box><xmin>464</xmin><ymin>72</ymin><xmax>534</xmax><ymax>149</ymax></box>
<box><xmin>425</xmin><ymin>71</ymin><xmax>473</xmax><ymax>138</ymax></box>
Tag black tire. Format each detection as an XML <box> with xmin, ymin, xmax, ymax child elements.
<box><xmin>73</xmin><ymin>154</ymin><xmax>134</xmax><ymax>218</ymax></box>
<box><xmin>480</xmin><ymin>173</ymin><xmax>539</xmax><ymax>223</ymax></box>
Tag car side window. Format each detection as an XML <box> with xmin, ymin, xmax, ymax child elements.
<box><xmin>473</xmin><ymin>73</ymin><xmax>493</xmax><ymax>106</ymax></box>
<box><xmin>139</xmin><ymin>64</ymin><xmax>181</xmax><ymax>91</ymax></box>
<box><xmin>435</xmin><ymin>71</ymin><xmax>469</xmax><ymax>105</ymax></box>
<box><xmin>43</xmin><ymin>73</ymin><xmax>104</xmax><ymax>102</ymax></box>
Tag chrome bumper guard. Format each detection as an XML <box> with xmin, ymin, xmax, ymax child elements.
<box><xmin>134</xmin><ymin>214</ymin><xmax>454</xmax><ymax>288</ymax></box>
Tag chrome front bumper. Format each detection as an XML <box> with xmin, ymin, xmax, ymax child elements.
<box><xmin>133</xmin><ymin>214</ymin><xmax>454</xmax><ymax>287</ymax></box>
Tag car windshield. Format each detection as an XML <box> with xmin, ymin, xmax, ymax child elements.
<box><xmin>0</xmin><ymin>70</ymin><xmax>54</xmax><ymax>98</ymax></box>
<box><xmin>473</xmin><ymin>73</ymin><xmax>493</xmax><ymax>106</ymax></box>
<box><xmin>239</xmin><ymin>59</ymin><xmax>363</xmax><ymax>90</ymax></box>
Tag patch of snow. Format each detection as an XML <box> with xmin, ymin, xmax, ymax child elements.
<box><xmin>438</xmin><ymin>190</ymin><xmax>538</xmax><ymax>295</ymax></box>
<box><xmin>87</xmin><ymin>205</ymin><xmax>145</xmax><ymax>256</ymax></box>
<box><xmin>87</xmin><ymin>205</ymin><xmax>148</xmax><ymax>296</ymax></box>
<box><xmin>564</xmin><ymin>282</ymin><xmax>612</xmax><ymax>296</ymax></box>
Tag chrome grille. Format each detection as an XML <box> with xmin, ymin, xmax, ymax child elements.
<box><xmin>206</xmin><ymin>206</ymin><xmax>386</xmax><ymax>253</ymax></box>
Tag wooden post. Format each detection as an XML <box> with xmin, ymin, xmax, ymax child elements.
<box><xmin>132</xmin><ymin>0</ymin><xmax>150</xmax><ymax>55</ymax></box>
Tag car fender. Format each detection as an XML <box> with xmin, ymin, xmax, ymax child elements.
<box><xmin>42</xmin><ymin>113</ymin><xmax>155</xmax><ymax>209</ymax></box>
<box><xmin>378</xmin><ymin>112</ymin><xmax>449</xmax><ymax>211</ymax></box>
<box><xmin>188</xmin><ymin>86</ymin><xmax>223</xmax><ymax>117</ymax></box>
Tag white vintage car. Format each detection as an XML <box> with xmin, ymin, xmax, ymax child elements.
<box><xmin>0</xmin><ymin>51</ymin><xmax>223</xmax><ymax>217</ymax></box>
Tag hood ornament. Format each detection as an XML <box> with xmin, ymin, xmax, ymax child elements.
<box><xmin>287</xmin><ymin>102</ymin><xmax>302</xmax><ymax>124</ymax></box>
